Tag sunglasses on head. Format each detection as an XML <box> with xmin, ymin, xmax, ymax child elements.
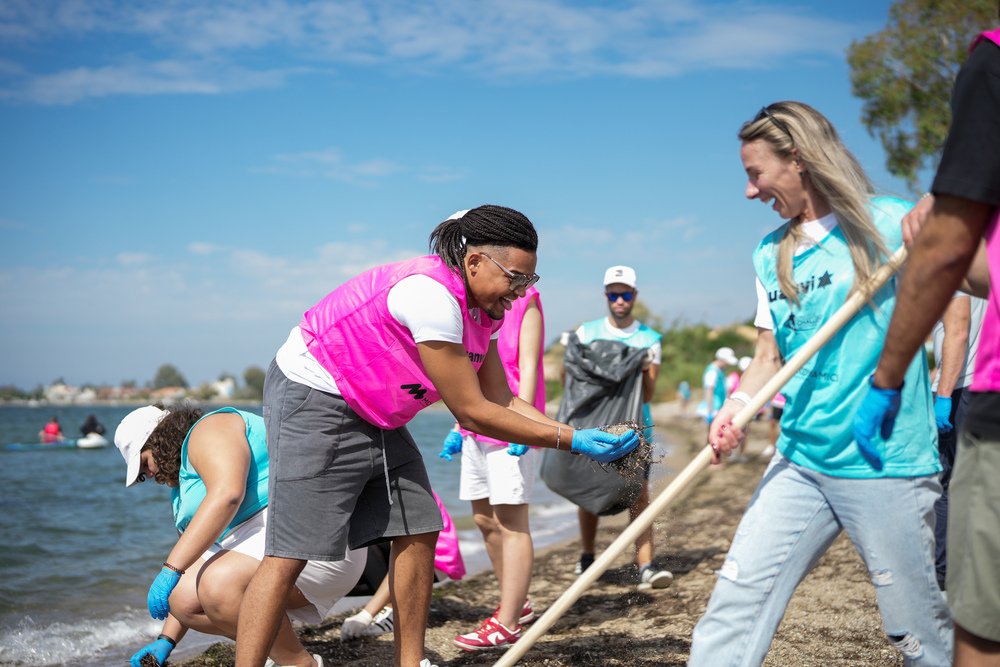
<box><xmin>481</xmin><ymin>252</ymin><xmax>540</xmax><ymax>291</ymax></box>
<box><xmin>606</xmin><ymin>291</ymin><xmax>635</xmax><ymax>302</ymax></box>
<box><xmin>752</xmin><ymin>106</ymin><xmax>794</xmax><ymax>145</ymax></box>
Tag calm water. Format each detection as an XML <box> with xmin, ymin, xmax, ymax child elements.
<box><xmin>0</xmin><ymin>404</ymin><xmax>659</xmax><ymax>666</ymax></box>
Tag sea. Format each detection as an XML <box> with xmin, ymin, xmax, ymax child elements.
<box><xmin>0</xmin><ymin>404</ymin><xmax>672</xmax><ymax>666</ymax></box>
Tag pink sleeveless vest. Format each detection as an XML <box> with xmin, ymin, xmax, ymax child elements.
<box><xmin>968</xmin><ymin>29</ymin><xmax>1000</xmax><ymax>393</ymax></box>
<box><xmin>300</xmin><ymin>256</ymin><xmax>497</xmax><ymax>429</ymax></box>
<box><xmin>459</xmin><ymin>286</ymin><xmax>546</xmax><ymax>445</ymax></box>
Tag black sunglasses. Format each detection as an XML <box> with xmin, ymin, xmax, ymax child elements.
<box><xmin>606</xmin><ymin>291</ymin><xmax>635</xmax><ymax>303</ymax></box>
<box><xmin>753</xmin><ymin>106</ymin><xmax>794</xmax><ymax>145</ymax></box>
<box><xmin>481</xmin><ymin>252</ymin><xmax>540</xmax><ymax>291</ymax></box>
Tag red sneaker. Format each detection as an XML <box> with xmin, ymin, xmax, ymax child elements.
<box><xmin>492</xmin><ymin>599</ymin><xmax>535</xmax><ymax>625</ymax></box>
<box><xmin>453</xmin><ymin>617</ymin><xmax>521</xmax><ymax>651</ymax></box>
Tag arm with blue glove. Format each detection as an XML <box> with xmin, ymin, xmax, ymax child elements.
<box><xmin>570</xmin><ymin>428</ymin><xmax>640</xmax><ymax>462</ymax></box>
<box><xmin>852</xmin><ymin>377</ymin><xmax>901</xmax><ymax>470</ymax></box>
<box><xmin>932</xmin><ymin>295</ymin><xmax>971</xmax><ymax>434</ymax></box>
<box><xmin>148</xmin><ymin>565</ymin><xmax>182</xmax><ymax>620</ymax></box>
<box><xmin>439</xmin><ymin>426</ymin><xmax>463</xmax><ymax>461</ymax></box>
<box><xmin>130</xmin><ymin>616</ymin><xmax>187</xmax><ymax>667</ymax></box>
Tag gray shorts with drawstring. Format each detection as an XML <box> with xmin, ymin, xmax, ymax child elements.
<box><xmin>262</xmin><ymin>359</ymin><xmax>442</xmax><ymax>561</ymax></box>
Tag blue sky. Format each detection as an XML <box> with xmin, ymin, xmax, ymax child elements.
<box><xmin>0</xmin><ymin>0</ymin><xmax>918</xmax><ymax>390</ymax></box>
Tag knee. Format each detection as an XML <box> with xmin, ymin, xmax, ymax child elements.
<box><xmin>168</xmin><ymin>583</ymin><xmax>204</xmax><ymax>625</ymax></box>
<box><xmin>198</xmin><ymin>565</ymin><xmax>248</xmax><ymax>620</ymax></box>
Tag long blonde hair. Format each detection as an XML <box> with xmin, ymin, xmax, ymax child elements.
<box><xmin>739</xmin><ymin>101</ymin><xmax>889</xmax><ymax>307</ymax></box>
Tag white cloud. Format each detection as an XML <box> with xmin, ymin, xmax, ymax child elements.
<box><xmin>117</xmin><ymin>251</ymin><xmax>154</xmax><ymax>266</ymax></box>
<box><xmin>1</xmin><ymin>0</ymin><xmax>863</xmax><ymax>104</ymax></box>
<box><xmin>188</xmin><ymin>242</ymin><xmax>225</xmax><ymax>255</ymax></box>
<box><xmin>260</xmin><ymin>147</ymin><xmax>410</xmax><ymax>186</ymax></box>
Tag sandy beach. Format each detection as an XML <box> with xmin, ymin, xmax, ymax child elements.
<box><xmin>177</xmin><ymin>402</ymin><xmax>905</xmax><ymax>667</ymax></box>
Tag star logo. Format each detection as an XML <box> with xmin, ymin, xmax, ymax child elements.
<box><xmin>817</xmin><ymin>271</ymin><xmax>833</xmax><ymax>287</ymax></box>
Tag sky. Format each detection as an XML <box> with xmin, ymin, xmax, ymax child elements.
<box><xmin>0</xmin><ymin>0</ymin><xmax>921</xmax><ymax>390</ymax></box>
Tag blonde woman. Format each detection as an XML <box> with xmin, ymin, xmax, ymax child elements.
<box><xmin>688</xmin><ymin>102</ymin><xmax>951</xmax><ymax>666</ymax></box>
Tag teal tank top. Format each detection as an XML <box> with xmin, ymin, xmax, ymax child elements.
<box><xmin>170</xmin><ymin>408</ymin><xmax>269</xmax><ymax>539</ymax></box>
<box><xmin>752</xmin><ymin>196</ymin><xmax>939</xmax><ymax>478</ymax></box>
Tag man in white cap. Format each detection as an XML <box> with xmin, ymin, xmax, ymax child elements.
<box><xmin>557</xmin><ymin>265</ymin><xmax>672</xmax><ymax>589</ymax></box>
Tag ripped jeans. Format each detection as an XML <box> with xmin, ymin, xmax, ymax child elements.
<box><xmin>688</xmin><ymin>452</ymin><xmax>952</xmax><ymax>667</ymax></box>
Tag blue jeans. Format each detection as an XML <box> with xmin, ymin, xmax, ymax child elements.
<box><xmin>689</xmin><ymin>453</ymin><xmax>952</xmax><ymax>667</ymax></box>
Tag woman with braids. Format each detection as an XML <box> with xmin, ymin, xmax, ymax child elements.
<box><xmin>235</xmin><ymin>205</ymin><xmax>639</xmax><ymax>667</ymax></box>
<box><xmin>687</xmin><ymin>103</ymin><xmax>952</xmax><ymax>666</ymax></box>
<box><xmin>114</xmin><ymin>404</ymin><xmax>365</xmax><ymax>667</ymax></box>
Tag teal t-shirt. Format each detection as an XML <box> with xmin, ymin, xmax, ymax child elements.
<box><xmin>171</xmin><ymin>408</ymin><xmax>269</xmax><ymax>539</ymax></box>
<box><xmin>752</xmin><ymin>196</ymin><xmax>939</xmax><ymax>478</ymax></box>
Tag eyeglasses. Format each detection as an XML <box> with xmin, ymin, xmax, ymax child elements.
<box><xmin>606</xmin><ymin>291</ymin><xmax>635</xmax><ymax>303</ymax></box>
<box><xmin>752</xmin><ymin>106</ymin><xmax>794</xmax><ymax>145</ymax></box>
<box><xmin>481</xmin><ymin>252</ymin><xmax>540</xmax><ymax>291</ymax></box>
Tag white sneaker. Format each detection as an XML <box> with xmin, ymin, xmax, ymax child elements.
<box><xmin>419</xmin><ymin>660</ymin><xmax>439</xmax><ymax>667</ymax></box>
<box><xmin>362</xmin><ymin>606</ymin><xmax>393</xmax><ymax>636</ymax></box>
<box><xmin>264</xmin><ymin>654</ymin><xmax>323</xmax><ymax>667</ymax></box>
<box><xmin>638</xmin><ymin>565</ymin><xmax>673</xmax><ymax>590</ymax></box>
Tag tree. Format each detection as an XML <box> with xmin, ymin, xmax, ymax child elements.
<box><xmin>152</xmin><ymin>363</ymin><xmax>188</xmax><ymax>389</ymax></box>
<box><xmin>243</xmin><ymin>365</ymin><xmax>266</xmax><ymax>400</ymax></box>
<box><xmin>847</xmin><ymin>0</ymin><xmax>996</xmax><ymax>191</ymax></box>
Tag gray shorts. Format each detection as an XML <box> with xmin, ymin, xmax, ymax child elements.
<box><xmin>262</xmin><ymin>359</ymin><xmax>443</xmax><ymax>561</ymax></box>
<box><xmin>947</xmin><ymin>427</ymin><xmax>1000</xmax><ymax>641</ymax></box>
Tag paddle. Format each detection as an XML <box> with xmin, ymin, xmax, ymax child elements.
<box><xmin>492</xmin><ymin>245</ymin><xmax>908</xmax><ymax>667</ymax></box>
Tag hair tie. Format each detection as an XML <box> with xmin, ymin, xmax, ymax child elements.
<box><xmin>447</xmin><ymin>209</ymin><xmax>470</xmax><ymax>221</ymax></box>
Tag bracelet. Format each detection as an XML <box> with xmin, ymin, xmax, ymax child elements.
<box><xmin>920</xmin><ymin>192</ymin><xmax>933</xmax><ymax>200</ymax></box>
<box><xmin>556</xmin><ymin>427</ymin><xmax>563</xmax><ymax>450</ymax></box>
<box><xmin>728</xmin><ymin>391</ymin><xmax>752</xmax><ymax>407</ymax></box>
<box><xmin>157</xmin><ymin>634</ymin><xmax>177</xmax><ymax>647</ymax></box>
<box><xmin>162</xmin><ymin>561</ymin><xmax>186</xmax><ymax>575</ymax></box>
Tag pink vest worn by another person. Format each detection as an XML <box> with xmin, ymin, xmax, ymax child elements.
<box><xmin>967</xmin><ymin>28</ymin><xmax>1000</xmax><ymax>393</ymax></box>
<box><xmin>459</xmin><ymin>286</ymin><xmax>546</xmax><ymax>446</ymax></box>
<box><xmin>300</xmin><ymin>256</ymin><xmax>499</xmax><ymax>429</ymax></box>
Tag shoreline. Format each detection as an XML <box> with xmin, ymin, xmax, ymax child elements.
<box><xmin>177</xmin><ymin>404</ymin><xmax>906</xmax><ymax>667</ymax></box>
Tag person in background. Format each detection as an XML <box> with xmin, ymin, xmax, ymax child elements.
<box><xmin>929</xmin><ymin>294</ymin><xmax>986</xmax><ymax>590</ymax></box>
<box><xmin>762</xmin><ymin>392</ymin><xmax>784</xmax><ymax>459</ymax></box>
<box><xmin>689</xmin><ymin>101</ymin><xmax>951</xmax><ymax>666</ymax></box>
<box><xmin>439</xmin><ymin>284</ymin><xmax>544</xmax><ymax>650</ymax></box>
<box><xmin>115</xmin><ymin>404</ymin><xmax>365</xmax><ymax>667</ymax></box>
<box><xmin>677</xmin><ymin>380</ymin><xmax>692</xmax><ymax>415</ymax></box>
<box><xmin>236</xmin><ymin>205</ymin><xmax>638</xmax><ymax>667</ymax></box>
<box><xmin>561</xmin><ymin>265</ymin><xmax>673</xmax><ymax>590</ymax></box>
<box><xmin>81</xmin><ymin>413</ymin><xmax>106</xmax><ymax>436</ymax></box>
<box><xmin>39</xmin><ymin>416</ymin><xmax>63</xmax><ymax>443</ymax></box>
<box><xmin>854</xmin><ymin>18</ymin><xmax>1000</xmax><ymax>666</ymax></box>
<box><xmin>697</xmin><ymin>348</ymin><xmax>738</xmax><ymax>426</ymax></box>
<box><xmin>340</xmin><ymin>492</ymin><xmax>464</xmax><ymax>642</ymax></box>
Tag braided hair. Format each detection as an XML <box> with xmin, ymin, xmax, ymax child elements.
<box><xmin>428</xmin><ymin>205</ymin><xmax>538</xmax><ymax>273</ymax></box>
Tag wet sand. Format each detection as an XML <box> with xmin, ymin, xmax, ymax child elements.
<box><xmin>178</xmin><ymin>402</ymin><xmax>904</xmax><ymax>666</ymax></box>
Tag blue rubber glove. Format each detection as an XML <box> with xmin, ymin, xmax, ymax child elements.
<box><xmin>852</xmin><ymin>378</ymin><xmax>902</xmax><ymax>470</ymax></box>
<box><xmin>571</xmin><ymin>428</ymin><xmax>640</xmax><ymax>463</ymax></box>
<box><xmin>934</xmin><ymin>395</ymin><xmax>953</xmax><ymax>433</ymax></box>
<box><xmin>439</xmin><ymin>429</ymin><xmax>463</xmax><ymax>461</ymax></box>
<box><xmin>131</xmin><ymin>637</ymin><xmax>174</xmax><ymax>667</ymax></box>
<box><xmin>147</xmin><ymin>566</ymin><xmax>181</xmax><ymax>620</ymax></box>
<box><xmin>507</xmin><ymin>443</ymin><xmax>530</xmax><ymax>456</ymax></box>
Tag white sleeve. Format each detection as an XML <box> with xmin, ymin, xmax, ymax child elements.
<box><xmin>753</xmin><ymin>278</ymin><xmax>774</xmax><ymax>330</ymax></box>
<box><xmin>386</xmin><ymin>275</ymin><xmax>464</xmax><ymax>344</ymax></box>
<box><xmin>703</xmin><ymin>367</ymin><xmax>718</xmax><ymax>388</ymax></box>
<box><xmin>651</xmin><ymin>339</ymin><xmax>662</xmax><ymax>365</ymax></box>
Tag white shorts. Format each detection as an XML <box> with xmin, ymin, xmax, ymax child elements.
<box><xmin>458</xmin><ymin>434</ymin><xmax>537</xmax><ymax>505</ymax></box>
<box><xmin>203</xmin><ymin>507</ymin><xmax>366</xmax><ymax>623</ymax></box>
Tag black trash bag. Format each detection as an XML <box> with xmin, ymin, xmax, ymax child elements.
<box><xmin>540</xmin><ymin>334</ymin><xmax>647</xmax><ymax>516</ymax></box>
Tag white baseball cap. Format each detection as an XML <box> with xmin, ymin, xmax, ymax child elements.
<box><xmin>603</xmin><ymin>265</ymin><xmax>637</xmax><ymax>289</ymax></box>
<box><xmin>114</xmin><ymin>406</ymin><xmax>168</xmax><ymax>487</ymax></box>
<box><xmin>715</xmin><ymin>347</ymin><xmax>738</xmax><ymax>366</ymax></box>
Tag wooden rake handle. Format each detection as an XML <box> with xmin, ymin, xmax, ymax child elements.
<box><xmin>492</xmin><ymin>245</ymin><xmax>908</xmax><ymax>667</ymax></box>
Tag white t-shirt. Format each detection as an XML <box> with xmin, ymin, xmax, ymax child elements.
<box><xmin>276</xmin><ymin>274</ymin><xmax>498</xmax><ymax>395</ymax></box>
<box><xmin>574</xmin><ymin>317</ymin><xmax>662</xmax><ymax>365</ymax></box>
<box><xmin>931</xmin><ymin>293</ymin><xmax>988</xmax><ymax>392</ymax></box>
<box><xmin>754</xmin><ymin>212</ymin><xmax>839</xmax><ymax>331</ymax></box>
